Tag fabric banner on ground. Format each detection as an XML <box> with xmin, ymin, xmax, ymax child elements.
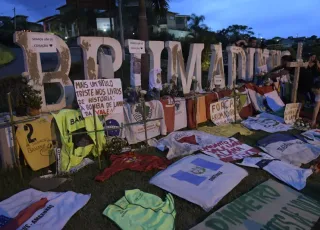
<box><xmin>74</xmin><ymin>79</ymin><xmax>123</xmax><ymax>118</ymax></box>
<box><xmin>210</xmin><ymin>98</ymin><xmax>241</xmax><ymax>126</ymax></box>
<box><xmin>242</xmin><ymin>117</ymin><xmax>292</xmax><ymax>133</ymax></box>
<box><xmin>190</xmin><ymin>179</ymin><xmax>320</xmax><ymax>230</ymax></box>
<box><xmin>284</xmin><ymin>103</ymin><xmax>301</xmax><ymax>124</ymax></box>
<box><xmin>201</xmin><ymin>138</ymin><xmax>260</xmax><ymax>162</ymax></box>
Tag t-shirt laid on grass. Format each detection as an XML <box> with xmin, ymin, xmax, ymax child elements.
<box><xmin>156</xmin><ymin>130</ymin><xmax>227</xmax><ymax>160</ymax></box>
<box><xmin>190</xmin><ymin>179</ymin><xmax>320</xmax><ymax>230</ymax></box>
<box><xmin>0</xmin><ymin>188</ymin><xmax>90</xmax><ymax>230</ymax></box>
<box><xmin>198</xmin><ymin>124</ymin><xmax>253</xmax><ymax>137</ymax></box>
<box><xmin>124</xmin><ymin>100</ymin><xmax>167</xmax><ymax>144</ymax></box>
<box><xmin>302</xmin><ymin>129</ymin><xmax>320</xmax><ymax>145</ymax></box>
<box><xmin>103</xmin><ymin>189</ymin><xmax>175</xmax><ymax>230</ymax></box>
<box><xmin>258</xmin><ymin>133</ymin><xmax>320</xmax><ymax>167</ymax></box>
<box><xmin>150</xmin><ymin>154</ymin><xmax>248</xmax><ymax>211</ymax></box>
<box><xmin>237</xmin><ymin>153</ymin><xmax>313</xmax><ymax>190</ymax></box>
<box><xmin>242</xmin><ymin>116</ymin><xmax>292</xmax><ymax>133</ymax></box>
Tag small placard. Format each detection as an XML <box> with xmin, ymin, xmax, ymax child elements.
<box><xmin>284</xmin><ymin>103</ymin><xmax>301</xmax><ymax>124</ymax></box>
<box><xmin>210</xmin><ymin>98</ymin><xmax>241</xmax><ymax>126</ymax></box>
<box><xmin>29</xmin><ymin>33</ymin><xmax>57</xmax><ymax>53</ymax></box>
<box><xmin>127</xmin><ymin>39</ymin><xmax>145</xmax><ymax>54</ymax></box>
<box><xmin>214</xmin><ymin>75</ymin><xmax>223</xmax><ymax>85</ymax></box>
<box><xmin>74</xmin><ymin>79</ymin><xmax>124</xmax><ymax>118</ymax></box>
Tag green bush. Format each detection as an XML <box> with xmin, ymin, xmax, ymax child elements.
<box><xmin>0</xmin><ymin>44</ymin><xmax>15</xmax><ymax>65</ymax></box>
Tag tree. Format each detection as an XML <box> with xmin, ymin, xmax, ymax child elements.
<box><xmin>216</xmin><ymin>24</ymin><xmax>254</xmax><ymax>46</ymax></box>
<box><xmin>138</xmin><ymin>0</ymin><xmax>169</xmax><ymax>88</ymax></box>
<box><xmin>310</xmin><ymin>35</ymin><xmax>318</xmax><ymax>40</ymax></box>
<box><xmin>188</xmin><ymin>14</ymin><xmax>208</xmax><ymax>37</ymax></box>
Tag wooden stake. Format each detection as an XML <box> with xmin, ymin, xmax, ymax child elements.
<box><xmin>142</xmin><ymin>97</ymin><xmax>149</xmax><ymax>147</ymax></box>
<box><xmin>93</xmin><ymin>105</ymin><xmax>101</xmax><ymax>169</ymax></box>
<box><xmin>233</xmin><ymin>81</ymin><xmax>237</xmax><ymax>124</ymax></box>
<box><xmin>7</xmin><ymin>93</ymin><xmax>23</xmax><ymax>180</ymax></box>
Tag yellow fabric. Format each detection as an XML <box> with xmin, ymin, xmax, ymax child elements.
<box><xmin>52</xmin><ymin>109</ymin><xmax>106</xmax><ymax>172</ymax></box>
<box><xmin>198</xmin><ymin>124</ymin><xmax>253</xmax><ymax>137</ymax></box>
<box><xmin>197</xmin><ymin>96</ymin><xmax>207</xmax><ymax>124</ymax></box>
<box><xmin>15</xmin><ymin>115</ymin><xmax>55</xmax><ymax>171</ymax></box>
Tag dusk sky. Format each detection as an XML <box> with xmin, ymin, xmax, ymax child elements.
<box><xmin>1</xmin><ymin>0</ymin><xmax>319</xmax><ymax>39</ymax></box>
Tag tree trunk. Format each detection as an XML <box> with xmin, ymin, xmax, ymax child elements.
<box><xmin>138</xmin><ymin>0</ymin><xmax>149</xmax><ymax>89</ymax></box>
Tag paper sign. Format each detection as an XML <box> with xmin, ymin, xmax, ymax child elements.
<box><xmin>5</xmin><ymin>127</ymin><xmax>13</xmax><ymax>148</ymax></box>
<box><xmin>201</xmin><ymin>137</ymin><xmax>260</xmax><ymax>162</ymax></box>
<box><xmin>127</xmin><ymin>39</ymin><xmax>145</xmax><ymax>54</ymax></box>
<box><xmin>29</xmin><ymin>34</ymin><xmax>57</xmax><ymax>53</ymax></box>
<box><xmin>191</xmin><ymin>179</ymin><xmax>320</xmax><ymax>230</ymax></box>
<box><xmin>74</xmin><ymin>79</ymin><xmax>123</xmax><ymax>118</ymax></box>
<box><xmin>210</xmin><ymin>98</ymin><xmax>241</xmax><ymax>126</ymax></box>
<box><xmin>214</xmin><ymin>75</ymin><xmax>223</xmax><ymax>85</ymax></box>
<box><xmin>284</xmin><ymin>103</ymin><xmax>301</xmax><ymax>124</ymax></box>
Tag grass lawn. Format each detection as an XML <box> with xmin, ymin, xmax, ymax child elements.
<box><xmin>1</xmin><ymin>126</ymin><xmax>320</xmax><ymax>230</ymax></box>
<box><xmin>0</xmin><ymin>44</ymin><xmax>15</xmax><ymax>66</ymax></box>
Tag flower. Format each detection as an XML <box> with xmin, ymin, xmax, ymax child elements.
<box><xmin>140</xmin><ymin>90</ymin><xmax>147</xmax><ymax>95</ymax></box>
<box><xmin>192</xmin><ymin>76</ymin><xmax>196</xmax><ymax>80</ymax></box>
<box><xmin>156</xmin><ymin>121</ymin><xmax>161</xmax><ymax>127</ymax></box>
<box><xmin>235</xmin><ymin>89</ymin><xmax>239</xmax><ymax>93</ymax></box>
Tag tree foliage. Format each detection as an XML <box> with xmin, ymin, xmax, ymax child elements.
<box><xmin>188</xmin><ymin>14</ymin><xmax>208</xmax><ymax>37</ymax></box>
<box><xmin>216</xmin><ymin>24</ymin><xmax>254</xmax><ymax>47</ymax></box>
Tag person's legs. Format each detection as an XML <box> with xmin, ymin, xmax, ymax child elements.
<box><xmin>311</xmin><ymin>101</ymin><xmax>320</xmax><ymax>128</ymax></box>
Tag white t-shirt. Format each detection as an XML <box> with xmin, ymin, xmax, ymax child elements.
<box><xmin>0</xmin><ymin>189</ymin><xmax>90</xmax><ymax>230</ymax></box>
<box><xmin>247</xmin><ymin>88</ymin><xmax>266</xmax><ymax>112</ymax></box>
<box><xmin>167</xmin><ymin>97</ymin><xmax>187</xmax><ymax>131</ymax></box>
<box><xmin>302</xmin><ymin>129</ymin><xmax>320</xmax><ymax>145</ymax></box>
<box><xmin>124</xmin><ymin>100</ymin><xmax>167</xmax><ymax>144</ymax></box>
<box><xmin>150</xmin><ymin>154</ymin><xmax>248</xmax><ymax>211</ymax></box>
<box><xmin>264</xmin><ymin>90</ymin><xmax>285</xmax><ymax>112</ymax></box>
<box><xmin>156</xmin><ymin>130</ymin><xmax>227</xmax><ymax>160</ymax></box>
<box><xmin>258</xmin><ymin>133</ymin><xmax>320</xmax><ymax>166</ymax></box>
<box><xmin>238</xmin><ymin>153</ymin><xmax>313</xmax><ymax>190</ymax></box>
<box><xmin>242</xmin><ymin>117</ymin><xmax>292</xmax><ymax>133</ymax></box>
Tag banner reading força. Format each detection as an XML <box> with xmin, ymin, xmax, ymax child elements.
<box><xmin>191</xmin><ymin>179</ymin><xmax>320</xmax><ymax>230</ymax></box>
<box><xmin>284</xmin><ymin>103</ymin><xmax>301</xmax><ymax>124</ymax></box>
<box><xmin>201</xmin><ymin>137</ymin><xmax>260</xmax><ymax>162</ymax></box>
<box><xmin>210</xmin><ymin>98</ymin><xmax>241</xmax><ymax>126</ymax></box>
<box><xmin>74</xmin><ymin>79</ymin><xmax>123</xmax><ymax>118</ymax></box>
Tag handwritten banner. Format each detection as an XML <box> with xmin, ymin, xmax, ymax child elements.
<box><xmin>74</xmin><ymin>79</ymin><xmax>123</xmax><ymax>118</ymax></box>
<box><xmin>191</xmin><ymin>179</ymin><xmax>320</xmax><ymax>230</ymax></box>
<box><xmin>284</xmin><ymin>103</ymin><xmax>301</xmax><ymax>124</ymax></box>
<box><xmin>210</xmin><ymin>98</ymin><xmax>241</xmax><ymax>126</ymax></box>
<box><xmin>201</xmin><ymin>137</ymin><xmax>260</xmax><ymax>162</ymax></box>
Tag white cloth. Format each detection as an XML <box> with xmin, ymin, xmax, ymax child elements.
<box><xmin>315</xmin><ymin>95</ymin><xmax>320</xmax><ymax>102</ymax></box>
<box><xmin>150</xmin><ymin>154</ymin><xmax>248</xmax><ymax>211</ymax></box>
<box><xmin>264</xmin><ymin>90</ymin><xmax>285</xmax><ymax>112</ymax></box>
<box><xmin>258</xmin><ymin>133</ymin><xmax>320</xmax><ymax>167</ymax></box>
<box><xmin>237</xmin><ymin>153</ymin><xmax>313</xmax><ymax>190</ymax></box>
<box><xmin>0</xmin><ymin>189</ymin><xmax>90</xmax><ymax>230</ymax></box>
<box><xmin>149</xmin><ymin>68</ymin><xmax>162</xmax><ymax>90</ymax></box>
<box><xmin>156</xmin><ymin>130</ymin><xmax>227</xmax><ymax>160</ymax></box>
<box><xmin>247</xmin><ymin>89</ymin><xmax>266</xmax><ymax>112</ymax></box>
<box><xmin>242</xmin><ymin>117</ymin><xmax>292</xmax><ymax>133</ymax></box>
<box><xmin>257</xmin><ymin>112</ymin><xmax>285</xmax><ymax>123</ymax></box>
<box><xmin>171</xmin><ymin>97</ymin><xmax>187</xmax><ymax>131</ymax></box>
<box><xmin>124</xmin><ymin>100</ymin><xmax>167</xmax><ymax>144</ymax></box>
<box><xmin>302</xmin><ymin>129</ymin><xmax>320</xmax><ymax>145</ymax></box>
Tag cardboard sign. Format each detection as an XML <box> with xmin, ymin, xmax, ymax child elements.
<box><xmin>74</xmin><ymin>79</ymin><xmax>123</xmax><ymax>117</ymax></box>
<box><xmin>191</xmin><ymin>179</ymin><xmax>320</xmax><ymax>230</ymax></box>
<box><xmin>127</xmin><ymin>39</ymin><xmax>145</xmax><ymax>54</ymax></box>
<box><xmin>210</xmin><ymin>98</ymin><xmax>241</xmax><ymax>126</ymax></box>
<box><xmin>201</xmin><ymin>138</ymin><xmax>260</xmax><ymax>162</ymax></box>
<box><xmin>284</xmin><ymin>103</ymin><xmax>301</xmax><ymax>124</ymax></box>
<box><xmin>214</xmin><ymin>75</ymin><xmax>223</xmax><ymax>85</ymax></box>
<box><xmin>29</xmin><ymin>33</ymin><xmax>57</xmax><ymax>53</ymax></box>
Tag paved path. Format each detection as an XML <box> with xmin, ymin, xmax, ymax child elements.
<box><xmin>0</xmin><ymin>47</ymin><xmax>82</xmax><ymax>78</ymax></box>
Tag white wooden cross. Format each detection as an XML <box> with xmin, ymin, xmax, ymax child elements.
<box><xmin>288</xmin><ymin>42</ymin><xmax>309</xmax><ymax>103</ymax></box>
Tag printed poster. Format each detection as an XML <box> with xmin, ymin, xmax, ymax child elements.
<box><xmin>74</xmin><ymin>79</ymin><xmax>123</xmax><ymax>118</ymax></box>
<box><xmin>191</xmin><ymin>179</ymin><xmax>320</xmax><ymax>230</ymax></box>
<box><xmin>284</xmin><ymin>103</ymin><xmax>301</xmax><ymax>124</ymax></box>
<box><xmin>210</xmin><ymin>98</ymin><xmax>241</xmax><ymax>126</ymax></box>
<box><xmin>201</xmin><ymin>138</ymin><xmax>260</xmax><ymax>162</ymax></box>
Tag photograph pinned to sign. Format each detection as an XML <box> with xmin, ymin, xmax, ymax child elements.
<box><xmin>201</xmin><ymin>138</ymin><xmax>260</xmax><ymax>162</ymax></box>
<box><xmin>284</xmin><ymin>103</ymin><xmax>301</xmax><ymax>124</ymax></box>
<box><xmin>210</xmin><ymin>98</ymin><xmax>241</xmax><ymax>126</ymax></box>
<box><xmin>127</xmin><ymin>39</ymin><xmax>145</xmax><ymax>54</ymax></box>
<box><xmin>28</xmin><ymin>33</ymin><xmax>57</xmax><ymax>53</ymax></box>
<box><xmin>130</xmin><ymin>54</ymin><xmax>142</xmax><ymax>87</ymax></box>
<box><xmin>74</xmin><ymin>79</ymin><xmax>124</xmax><ymax>118</ymax></box>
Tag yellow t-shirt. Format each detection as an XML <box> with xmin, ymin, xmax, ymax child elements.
<box><xmin>16</xmin><ymin>115</ymin><xmax>55</xmax><ymax>171</ymax></box>
<box><xmin>198</xmin><ymin>124</ymin><xmax>253</xmax><ymax>137</ymax></box>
